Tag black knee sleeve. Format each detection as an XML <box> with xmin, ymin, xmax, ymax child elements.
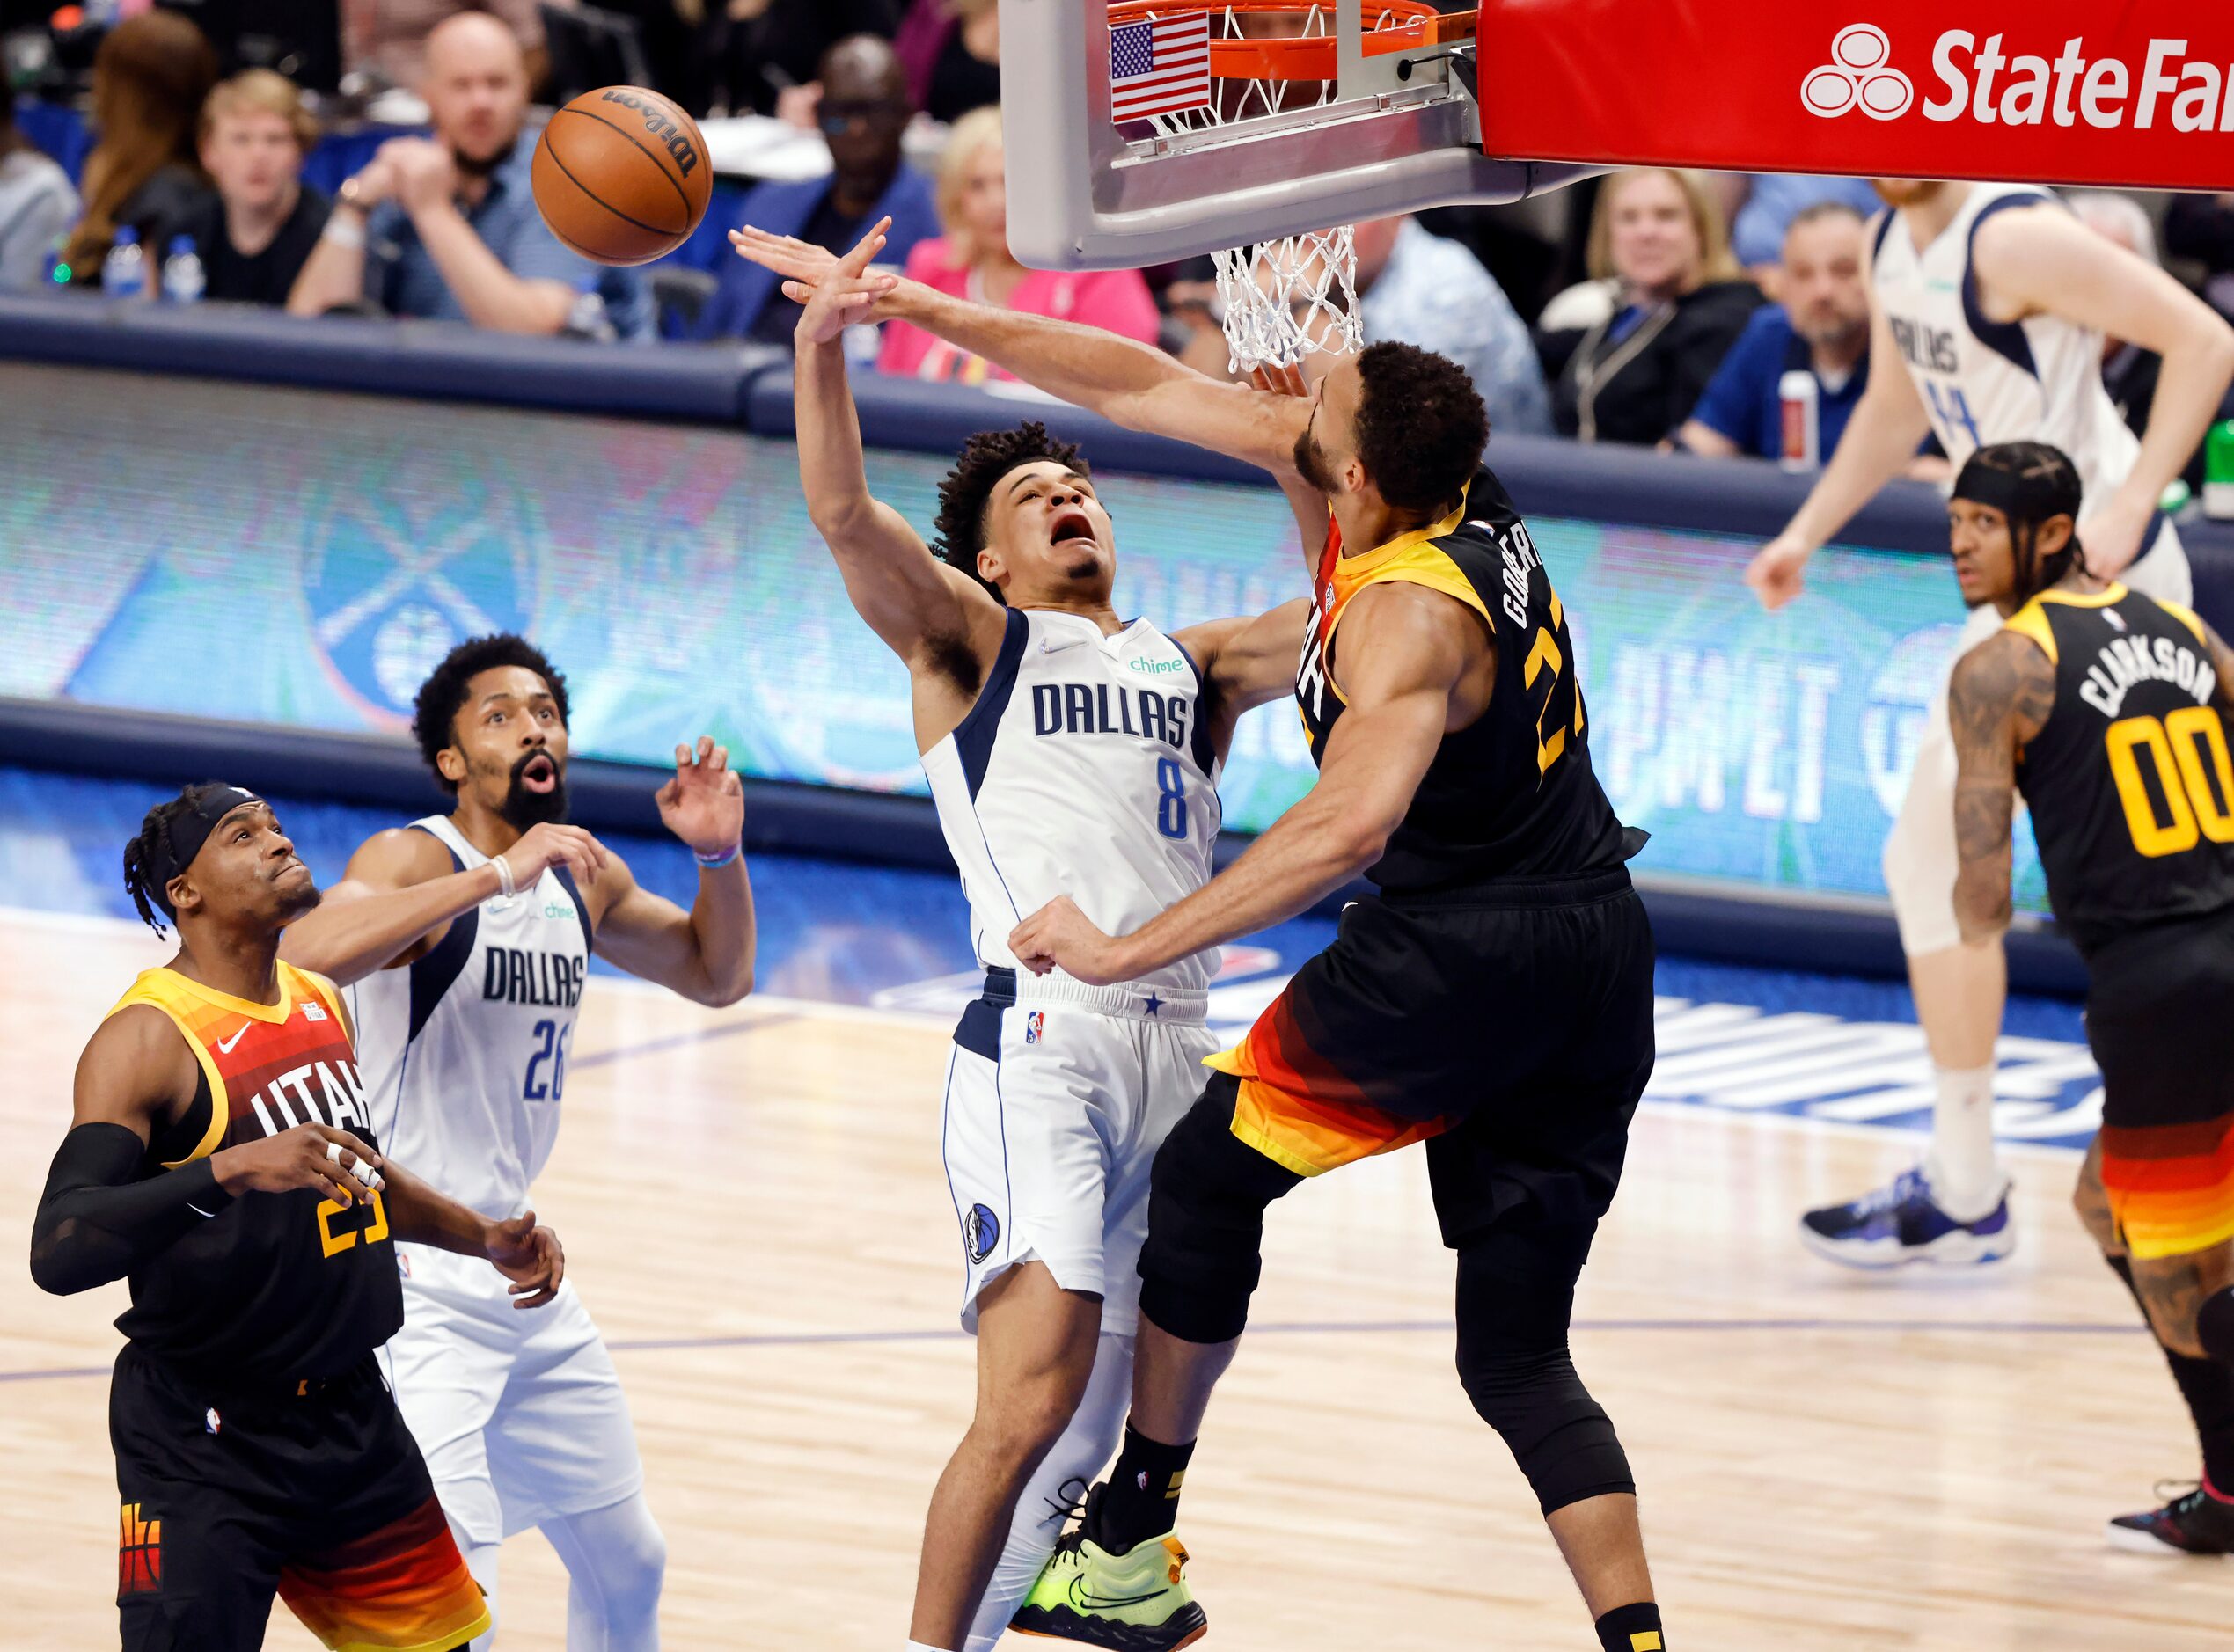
<box><xmin>1454</xmin><ymin>1226</ymin><xmax>1634</xmax><ymax>1515</ymax></box>
<box><xmin>1136</xmin><ymin>1077</ymin><xmax>1302</xmax><ymax>1345</ymax></box>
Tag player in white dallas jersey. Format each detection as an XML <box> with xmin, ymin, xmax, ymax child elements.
<box><xmin>780</xmin><ymin>220</ymin><xmax>1307</xmax><ymax>1652</ymax></box>
<box><xmin>1745</xmin><ymin>179</ymin><xmax>2234</xmax><ymax>1268</ymax></box>
<box><xmin>280</xmin><ymin>633</ymin><xmax>758</xmax><ymax>1649</ymax></box>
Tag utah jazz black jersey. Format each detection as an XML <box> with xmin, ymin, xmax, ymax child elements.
<box><xmin>106</xmin><ymin>963</ymin><xmax>405</xmax><ymax>1380</ymax></box>
<box><xmin>2006</xmin><ymin>583</ymin><xmax>2234</xmax><ymax>954</ymax></box>
<box><xmin>1296</xmin><ymin>464</ymin><xmax>1628</xmax><ymax>891</ymax></box>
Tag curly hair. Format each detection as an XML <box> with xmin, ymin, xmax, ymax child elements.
<box><xmin>1351</xmin><ymin>341</ymin><xmax>1490</xmax><ymax>518</ymax></box>
<box><xmin>931</xmin><ymin>422</ymin><xmax>1088</xmax><ymax>599</ymax></box>
<box><xmin>121</xmin><ymin>783</ymin><xmax>229</xmax><ymax>936</ymax></box>
<box><xmin>411</xmin><ymin>634</ymin><xmax>571</xmax><ymax>793</ymax></box>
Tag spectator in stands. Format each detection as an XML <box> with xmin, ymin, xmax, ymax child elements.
<box><xmin>0</xmin><ymin>108</ymin><xmax>77</xmax><ymax>290</ymax></box>
<box><xmin>174</xmin><ymin>71</ymin><xmax>331</xmax><ymax>308</ymax></box>
<box><xmin>877</xmin><ymin>106</ymin><xmax>1157</xmax><ymax>382</ymax></box>
<box><xmin>1725</xmin><ymin>173</ymin><xmax>1882</xmax><ymax>292</ymax></box>
<box><xmin>1537</xmin><ymin>166</ymin><xmax>1763</xmax><ymax>446</ymax></box>
<box><xmin>712</xmin><ymin>0</ymin><xmax>904</xmax><ymax>119</ymax></box>
<box><xmin>57</xmin><ymin>12</ymin><xmax>218</xmax><ymax>286</ymax></box>
<box><xmin>290</xmin><ymin>12</ymin><xmax>651</xmax><ymax>340</ymax></box>
<box><xmin>342</xmin><ymin>0</ymin><xmax>560</xmax><ymax>96</ymax></box>
<box><xmin>2072</xmin><ymin>191</ymin><xmax>2231</xmax><ymax>494</ymax></box>
<box><xmin>1352</xmin><ymin>213</ymin><xmax>1550</xmax><ymax>437</ymax></box>
<box><xmin>896</xmin><ymin>0</ymin><xmax>1000</xmax><ymax>123</ymax></box>
<box><xmin>2164</xmin><ymin>193</ymin><xmax>2234</xmax><ymax>326</ymax></box>
<box><xmin>698</xmin><ymin>34</ymin><xmax>935</xmax><ymax>344</ymax></box>
<box><xmin>1674</xmin><ymin>202</ymin><xmax>1871</xmax><ymax>463</ymax></box>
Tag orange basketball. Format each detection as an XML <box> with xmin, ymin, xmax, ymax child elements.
<box><xmin>532</xmin><ymin>85</ymin><xmax>713</xmax><ymax>267</ymax></box>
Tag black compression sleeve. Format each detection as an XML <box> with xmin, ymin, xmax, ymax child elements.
<box><xmin>28</xmin><ymin>1122</ymin><xmax>232</xmax><ymax>1297</ymax></box>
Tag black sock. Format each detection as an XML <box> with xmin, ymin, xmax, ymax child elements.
<box><xmin>1091</xmin><ymin>1423</ymin><xmax>1194</xmax><ymax>1554</ymax></box>
<box><xmin>2107</xmin><ymin>1256</ymin><xmax>2234</xmax><ymax>1491</ymax></box>
<box><xmin>1594</xmin><ymin>1600</ymin><xmax>1663</xmax><ymax>1651</ymax></box>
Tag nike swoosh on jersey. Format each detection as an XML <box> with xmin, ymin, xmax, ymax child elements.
<box><xmin>216</xmin><ymin>1023</ymin><xmax>253</xmax><ymax>1054</ymax></box>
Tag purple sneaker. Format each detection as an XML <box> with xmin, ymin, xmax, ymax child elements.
<box><xmin>1798</xmin><ymin>1167</ymin><xmax>2014</xmax><ymax>1268</ymax></box>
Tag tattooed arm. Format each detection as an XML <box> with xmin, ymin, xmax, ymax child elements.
<box><xmin>1947</xmin><ymin>630</ymin><xmax>2058</xmax><ymax>945</ymax></box>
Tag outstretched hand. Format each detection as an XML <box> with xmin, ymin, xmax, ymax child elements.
<box><xmin>733</xmin><ymin>216</ymin><xmax>903</xmax><ymax>346</ymax></box>
<box><xmin>657</xmin><ymin>735</ymin><xmax>745</xmax><ymax>858</ymax></box>
<box><xmin>484</xmin><ymin>1210</ymin><xmax>565</xmax><ymax>1309</ymax></box>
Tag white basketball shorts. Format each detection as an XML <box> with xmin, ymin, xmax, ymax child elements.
<box><xmin>941</xmin><ymin>972</ymin><xmax>1215</xmax><ymax>1336</ymax></box>
<box><xmin>1884</xmin><ymin>523</ymin><xmax>2192</xmax><ymax>956</ymax></box>
<box><xmin>377</xmin><ymin>1245</ymin><xmax>646</xmax><ymax>1547</ymax></box>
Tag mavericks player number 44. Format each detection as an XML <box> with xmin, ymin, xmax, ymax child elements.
<box><xmin>1942</xmin><ymin>442</ymin><xmax>2234</xmax><ymax>1557</ymax></box>
<box><xmin>32</xmin><ymin>785</ymin><xmax>566</xmax><ymax>1652</ymax></box>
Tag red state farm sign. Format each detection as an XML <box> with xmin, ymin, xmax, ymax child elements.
<box><xmin>1477</xmin><ymin>0</ymin><xmax>2234</xmax><ymax>191</ymax></box>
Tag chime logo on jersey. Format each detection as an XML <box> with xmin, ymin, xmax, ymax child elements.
<box><xmin>1802</xmin><ymin>22</ymin><xmax>2234</xmax><ymax>135</ymax></box>
<box><xmin>963</xmin><ymin>1202</ymin><xmax>1000</xmax><ymax>1263</ymax></box>
<box><xmin>1025</xmin><ymin>1011</ymin><xmax>1044</xmax><ymax>1045</ymax></box>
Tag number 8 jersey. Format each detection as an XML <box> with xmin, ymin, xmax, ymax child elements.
<box><xmin>353</xmin><ymin>816</ymin><xmax>591</xmax><ymax>1220</ymax></box>
<box><xmin>922</xmin><ymin>605</ymin><xmax>1222</xmax><ymax>991</ymax></box>
<box><xmin>1296</xmin><ymin>464</ymin><xmax>1628</xmax><ymax>891</ymax></box>
<box><xmin>2005</xmin><ymin>583</ymin><xmax>2234</xmax><ymax>955</ymax></box>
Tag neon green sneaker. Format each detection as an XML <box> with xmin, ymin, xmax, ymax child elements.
<box><xmin>1010</xmin><ymin>1522</ymin><xmax>1207</xmax><ymax>1650</ymax></box>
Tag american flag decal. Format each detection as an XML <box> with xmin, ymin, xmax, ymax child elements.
<box><xmin>1110</xmin><ymin>11</ymin><xmax>1213</xmax><ymax>123</ymax></box>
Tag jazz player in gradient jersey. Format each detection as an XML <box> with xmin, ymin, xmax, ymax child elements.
<box><xmin>29</xmin><ymin>783</ymin><xmax>565</xmax><ymax>1652</ymax></box>
<box><xmin>735</xmin><ymin>216</ymin><xmax>1666</xmax><ymax>1652</ymax></box>
<box><xmin>1941</xmin><ymin>442</ymin><xmax>2234</xmax><ymax>1557</ymax></box>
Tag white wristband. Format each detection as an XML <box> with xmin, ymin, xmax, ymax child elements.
<box><xmin>492</xmin><ymin>854</ymin><xmax>516</xmax><ymax>901</ymax></box>
<box><xmin>321</xmin><ymin>213</ymin><xmax>366</xmax><ymax>250</ymax></box>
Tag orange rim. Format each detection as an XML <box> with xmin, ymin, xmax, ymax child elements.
<box><xmin>1108</xmin><ymin>0</ymin><xmax>1447</xmax><ymax>83</ymax></box>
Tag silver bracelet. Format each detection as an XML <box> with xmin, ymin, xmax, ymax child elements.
<box><xmin>491</xmin><ymin>854</ymin><xmax>516</xmax><ymax>901</ymax></box>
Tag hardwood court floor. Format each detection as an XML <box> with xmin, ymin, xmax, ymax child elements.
<box><xmin>3</xmin><ymin>909</ymin><xmax>2227</xmax><ymax>1649</ymax></box>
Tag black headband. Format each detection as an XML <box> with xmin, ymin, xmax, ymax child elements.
<box><xmin>1949</xmin><ymin>457</ymin><xmax>2081</xmax><ymax>527</ymax></box>
<box><xmin>147</xmin><ymin>786</ymin><xmax>263</xmax><ymax>915</ymax></box>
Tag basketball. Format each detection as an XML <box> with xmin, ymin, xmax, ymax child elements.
<box><xmin>531</xmin><ymin>85</ymin><xmax>712</xmax><ymax>266</ymax></box>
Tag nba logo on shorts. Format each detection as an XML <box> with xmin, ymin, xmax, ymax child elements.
<box><xmin>1025</xmin><ymin>1011</ymin><xmax>1044</xmax><ymax>1045</ymax></box>
<box><xmin>963</xmin><ymin>1202</ymin><xmax>1000</xmax><ymax>1263</ymax></box>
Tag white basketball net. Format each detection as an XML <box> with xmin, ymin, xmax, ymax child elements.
<box><xmin>1124</xmin><ymin>2</ymin><xmax>1418</xmax><ymax>375</ymax></box>
<box><xmin>1211</xmin><ymin>227</ymin><xmax>1361</xmax><ymax>375</ymax></box>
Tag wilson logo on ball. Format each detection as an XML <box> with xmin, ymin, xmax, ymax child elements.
<box><xmin>531</xmin><ymin>84</ymin><xmax>713</xmax><ymax>267</ymax></box>
<box><xmin>599</xmin><ymin>88</ymin><xmax>701</xmax><ymax>176</ymax></box>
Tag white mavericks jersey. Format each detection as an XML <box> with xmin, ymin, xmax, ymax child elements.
<box><xmin>353</xmin><ymin>815</ymin><xmax>591</xmax><ymax>1220</ymax></box>
<box><xmin>1872</xmin><ymin>182</ymin><xmax>2142</xmax><ymax>509</ymax></box>
<box><xmin>922</xmin><ymin>607</ymin><xmax>1222</xmax><ymax>993</ymax></box>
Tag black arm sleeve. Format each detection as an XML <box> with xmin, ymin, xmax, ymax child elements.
<box><xmin>28</xmin><ymin>1123</ymin><xmax>232</xmax><ymax>1297</ymax></box>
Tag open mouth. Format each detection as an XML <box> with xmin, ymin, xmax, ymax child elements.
<box><xmin>1049</xmin><ymin>509</ymin><xmax>1095</xmax><ymax>547</ymax></box>
<box><xmin>519</xmin><ymin>753</ymin><xmax>559</xmax><ymax>793</ymax></box>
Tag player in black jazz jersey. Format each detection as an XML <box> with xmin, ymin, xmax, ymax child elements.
<box><xmin>1942</xmin><ymin>442</ymin><xmax>2234</xmax><ymax>1557</ymax></box>
<box><xmin>29</xmin><ymin>783</ymin><xmax>565</xmax><ymax>1652</ymax></box>
<box><xmin>747</xmin><ymin>231</ymin><xmax>1665</xmax><ymax>1652</ymax></box>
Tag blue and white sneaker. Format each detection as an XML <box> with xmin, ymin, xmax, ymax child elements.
<box><xmin>1798</xmin><ymin>1167</ymin><xmax>2015</xmax><ymax>1268</ymax></box>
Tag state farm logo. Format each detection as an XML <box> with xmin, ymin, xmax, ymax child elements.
<box><xmin>1802</xmin><ymin>24</ymin><xmax>1914</xmax><ymax>120</ymax></box>
<box><xmin>1801</xmin><ymin>25</ymin><xmax>2234</xmax><ymax>134</ymax></box>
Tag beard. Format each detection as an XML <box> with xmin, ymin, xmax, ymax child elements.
<box><xmin>1292</xmin><ymin>425</ymin><xmax>1338</xmax><ymax>494</ymax></box>
<box><xmin>455</xmin><ymin>135</ymin><xmax>517</xmax><ymax>180</ymax></box>
<box><xmin>1871</xmin><ymin>179</ymin><xmax>1943</xmax><ymax>208</ymax></box>
<box><xmin>498</xmin><ymin>749</ymin><xmax>570</xmax><ymax>831</ymax></box>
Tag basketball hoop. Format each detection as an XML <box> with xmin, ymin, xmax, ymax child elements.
<box><xmin>1112</xmin><ymin>1</ymin><xmax>1444</xmax><ymax>373</ymax></box>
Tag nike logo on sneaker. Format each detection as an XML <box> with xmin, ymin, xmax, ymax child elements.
<box><xmin>1070</xmin><ymin>1581</ymin><xmax>1167</xmax><ymax>1611</ymax></box>
<box><xmin>216</xmin><ymin>1023</ymin><xmax>252</xmax><ymax>1054</ymax></box>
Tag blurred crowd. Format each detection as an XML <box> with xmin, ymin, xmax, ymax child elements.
<box><xmin>6</xmin><ymin>0</ymin><xmax>2234</xmax><ymax>482</ymax></box>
